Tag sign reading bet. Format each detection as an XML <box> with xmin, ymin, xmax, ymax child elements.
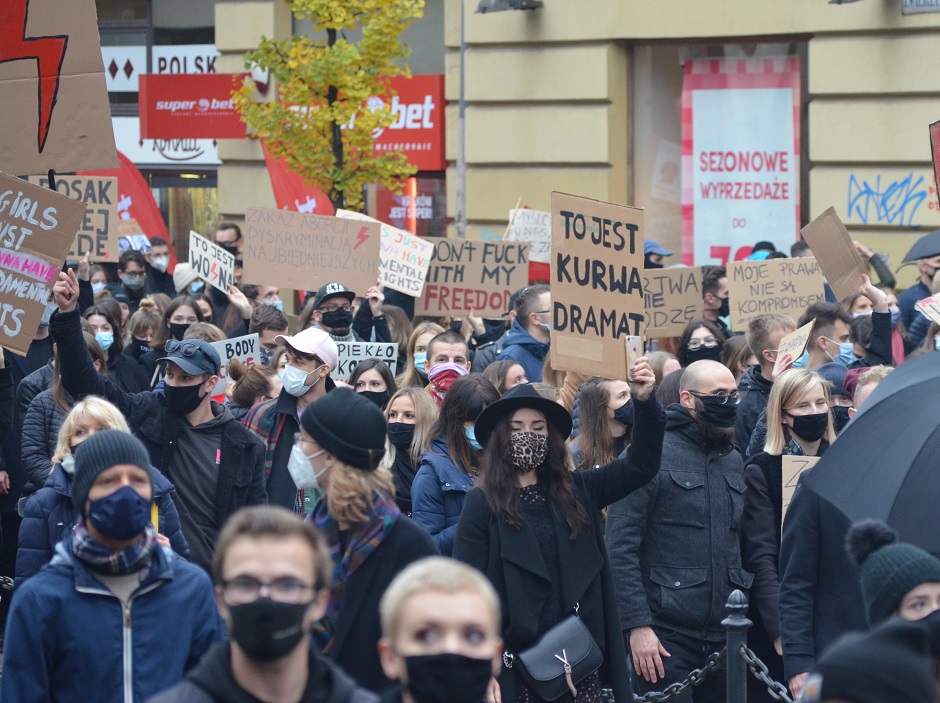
<box><xmin>373</xmin><ymin>75</ymin><xmax>445</xmax><ymax>171</ymax></box>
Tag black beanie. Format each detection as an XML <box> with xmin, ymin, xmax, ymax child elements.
<box><xmin>71</xmin><ymin>430</ymin><xmax>153</xmax><ymax>511</ymax></box>
<box><xmin>300</xmin><ymin>388</ymin><xmax>386</xmax><ymax>471</ymax></box>
<box><xmin>802</xmin><ymin>618</ymin><xmax>935</xmax><ymax>703</ymax></box>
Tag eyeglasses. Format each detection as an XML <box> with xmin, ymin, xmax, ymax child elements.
<box><xmin>687</xmin><ymin>336</ymin><xmax>719</xmax><ymax>351</ymax></box>
<box><xmin>293</xmin><ymin>432</ymin><xmax>316</xmax><ymax>447</ymax></box>
<box><xmin>688</xmin><ymin>390</ymin><xmax>741</xmax><ymax>406</ymax></box>
<box><xmin>221</xmin><ymin>575</ymin><xmax>318</xmax><ymax>605</ymax></box>
<box><xmin>122</xmin><ymin>272</ymin><xmax>145</xmax><ymax>280</ymax></box>
<box><xmin>319</xmin><ymin>303</ymin><xmax>352</xmax><ymax>314</ymax></box>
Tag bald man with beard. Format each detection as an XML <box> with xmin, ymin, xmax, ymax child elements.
<box><xmin>605</xmin><ymin>360</ymin><xmax>751</xmax><ymax>703</ymax></box>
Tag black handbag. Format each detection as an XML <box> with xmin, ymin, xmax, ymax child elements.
<box><xmin>503</xmin><ymin>605</ymin><xmax>603</xmax><ymax>701</ymax></box>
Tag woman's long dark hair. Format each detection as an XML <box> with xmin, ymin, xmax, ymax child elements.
<box><xmin>428</xmin><ymin>375</ymin><xmax>498</xmax><ymax>474</ymax></box>
<box><xmin>479</xmin><ymin>415</ymin><xmax>589</xmax><ymax>540</ymax></box>
<box><xmin>676</xmin><ymin>319</ymin><xmax>725</xmax><ymax>367</ymax></box>
<box><xmin>151</xmin><ymin>296</ymin><xmax>205</xmax><ymax>352</ymax></box>
<box><xmin>83</xmin><ymin>303</ymin><xmax>124</xmax><ymax>356</ymax></box>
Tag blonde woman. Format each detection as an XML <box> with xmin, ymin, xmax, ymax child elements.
<box><xmin>741</xmin><ymin>369</ymin><xmax>836</xmax><ymax>701</ymax></box>
<box><xmin>395</xmin><ymin>321</ymin><xmax>444</xmax><ymax>389</ymax></box>
<box><xmin>16</xmin><ymin>397</ymin><xmax>189</xmax><ymax>581</ymax></box>
<box><xmin>290</xmin><ymin>388</ymin><xmax>436</xmax><ymax>693</ymax></box>
<box><xmin>379</xmin><ymin>387</ymin><xmax>439</xmax><ymax>515</ymax></box>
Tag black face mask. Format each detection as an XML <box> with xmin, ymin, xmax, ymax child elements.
<box><xmin>787</xmin><ymin>411</ymin><xmax>829</xmax><ymax>442</ymax></box>
<box><xmin>831</xmin><ymin>405</ymin><xmax>851</xmax><ymax>433</ymax></box>
<box><xmin>695</xmin><ymin>395</ymin><xmax>738</xmax><ymax>428</ymax></box>
<box><xmin>132</xmin><ymin>337</ymin><xmax>152</xmax><ymax>355</ymax></box>
<box><xmin>359</xmin><ymin>389</ymin><xmax>389</xmax><ymax>409</ymax></box>
<box><xmin>219</xmin><ymin>243</ymin><xmax>240</xmax><ymax>258</ymax></box>
<box><xmin>685</xmin><ymin>345</ymin><xmax>722</xmax><ymax>365</ymax></box>
<box><xmin>387</xmin><ymin>422</ymin><xmax>416</xmax><ymax>450</ymax></box>
<box><xmin>168</xmin><ymin>323</ymin><xmax>190</xmax><ymax>341</ymax></box>
<box><xmin>404</xmin><ymin>652</ymin><xmax>494</xmax><ymax>703</ymax></box>
<box><xmin>228</xmin><ymin>598</ymin><xmax>310</xmax><ymax>662</ymax></box>
<box><xmin>644</xmin><ymin>254</ymin><xmax>664</xmax><ymax>270</ymax></box>
<box><xmin>613</xmin><ymin>398</ymin><xmax>634</xmax><ymax>427</ymax></box>
<box><xmin>320</xmin><ymin>309</ymin><xmax>353</xmax><ymax>332</ymax></box>
<box><xmin>922</xmin><ymin>609</ymin><xmax>940</xmax><ymax>657</ymax></box>
<box><xmin>716</xmin><ymin>296</ymin><xmax>730</xmax><ymax>318</ymax></box>
<box><xmin>163</xmin><ymin>381</ymin><xmax>207</xmax><ymax>416</ymax></box>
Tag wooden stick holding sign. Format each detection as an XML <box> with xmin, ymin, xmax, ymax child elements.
<box><xmin>782</xmin><ymin>455</ymin><xmax>820</xmax><ymax>528</ymax></box>
<box><xmin>773</xmin><ymin>319</ymin><xmax>815</xmax><ymax>375</ymax></box>
<box><xmin>190</xmin><ymin>231</ymin><xmax>235</xmax><ymax>293</ymax></box>
<box><xmin>0</xmin><ymin>171</ymin><xmax>87</xmax><ymax>355</ymax></box>
<box><xmin>800</xmin><ymin>207</ymin><xmax>868</xmax><ymax>303</ymax></box>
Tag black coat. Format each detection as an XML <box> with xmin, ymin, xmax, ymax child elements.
<box><xmin>107</xmin><ymin>351</ymin><xmax>150</xmax><ymax>394</ymax></box>
<box><xmin>321</xmin><ymin>516</ymin><xmax>436</xmax><ymax>693</ymax></box>
<box><xmin>778</xmin><ymin>475</ymin><xmax>866</xmax><ymax>680</ymax></box>
<box><xmin>734</xmin><ymin>365</ymin><xmax>772</xmax><ymax>453</ymax></box>
<box><xmin>454</xmin><ymin>396</ymin><xmax>666</xmax><ymax>703</ymax></box>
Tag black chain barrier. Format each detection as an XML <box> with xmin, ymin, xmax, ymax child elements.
<box><xmin>629</xmin><ymin>590</ymin><xmax>793</xmax><ymax>703</ymax></box>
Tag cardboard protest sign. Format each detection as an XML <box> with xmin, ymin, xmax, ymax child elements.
<box><xmin>915</xmin><ymin>296</ymin><xmax>940</xmax><ymax>326</ymax></box>
<box><xmin>782</xmin><ymin>455</ymin><xmax>820</xmax><ymax>526</ymax></box>
<box><xmin>29</xmin><ymin>175</ymin><xmax>117</xmax><ymax>262</ymax></box>
<box><xmin>505</xmin><ymin>209</ymin><xmax>551</xmax><ymax>264</ymax></box>
<box><xmin>774</xmin><ymin>319</ymin><xmax>815</xmax><ymax>375</ymax></box>
<box><xmin>550</xmin><ymin>192</ymin><xmax>645</xmax><ymax>380</ymax></box>
<box><xmin>800</xmin><ymin>207</ymin><xmax>867</xmax><ymax>302</ymax></box>
<box><xmin>0</xmin><ymin>0</ymin><xmax>117</xmax><ymax>174</ymax></box>
<box><xmin>335</xmin><ymin>209</ymin><xmax>433</xmax><ymax>296</ymax></box>
<box><xmin>332</xmin><ymin>341</ymin><xmax>399</xmax><ymax>382</ymax></box>
<box><xmin>117</xmin><ymin>219</ymin><xmax>151</xmax><ymax>255</ymax></box>
<box><xmin>931</xmin><ymin>121</ymin><xmax>940</xmax><ymax>210</ymax></box>
<box><xmin>210</xmin><ymin>334</ymin><xmax>259</xmax><ymax>395</ymax></box>
<box><xmin>243</xmin><ymin>208</ymin><xmax>380</xmax><ymax>294</ymax></box>
<box><xmin>0</xmin><ymin>171</ymin><xmax>86</xmax><ymax>354</ymax></box>
<box><xmin>728</xmin><ymin>258</ymin><xmax>824</xmax><ymax>332</ymax></box>
<box><xmin>189</xmin><ymin>231</ymin><xmax>234</xmax><ymax>293</ymax></box>
<box><xmin>643</xmin><ymin>267</ymin><xmax>703</xmax><ymax>337</ymax></box>
<box><xmin>416</xmin><ymin>239</ymin><xmax>529</xmax><ymax>317</ymax></box>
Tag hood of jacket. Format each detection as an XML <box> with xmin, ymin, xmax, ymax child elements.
<box><xmin>502</xmin><ymin>320</ymin><xmax>549</xmax><ymax>359</ymax></box>
<box><xmin>739</xmin><ymin>364</ymin><xmax>772</xmax><ymax>395</ymax></box>
<box><xmin>419</xmin><ymin>436</ymin><xmax>475</xmax><ymax>490</ymax></box>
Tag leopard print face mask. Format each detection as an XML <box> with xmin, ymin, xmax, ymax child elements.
<box><xmin>509</xmin><ymin>431</ymin><xmax>549</xmax><ymax>473</ymax></box>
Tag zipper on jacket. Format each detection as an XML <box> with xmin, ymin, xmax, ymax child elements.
<box><xmin>123</xmin><ymin>602</ymin><xmax>133</xmax><ymax>703</ymax></box>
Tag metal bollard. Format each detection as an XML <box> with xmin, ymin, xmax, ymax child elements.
<box><xmin>722</xmin><ymin>590</ymin><xmax>752</xmax><ymax>703</ymax></box>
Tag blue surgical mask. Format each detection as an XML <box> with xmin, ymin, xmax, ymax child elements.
<box><xmin>190</xmin><ymin>281</ymin><xmax>205</xmax><ymax>294</ymax></box>
<box><xmin>94</xmin><ymin>331</ymin><xmax>114</xmax><ymax>352</ymax></box>
<box><xmin>91</xmin><ymin>281</ymin><xmax>106</xmax><ymax>295</ymax></box>
<box><xmin>265</xmin><ymin>299</ymin><xmax>284</xmax><ymax>312</ymax></box>
<box><xmin>791</xmin><ymin>349</ymin><xmax>809</xmax><ymax>369</ymax></box>
<box><xmin>826</xmin><ymin>340</ymin><xmax>856</xmax><ymax>365</ymax></box>
<box><xmin>890</xmin><ymin>308</ymin><xmax>901</xmax><ymax>327</ymax></box>
<box><xmin>414</xmin><ymin>351</ymin><xmax>428</xmax><ymax>376</ymax></box>
<box><xmin>541</xmin><ymin>322</ymin><xmax>552</xmax><ymax>333</ymax></box>
<box><xmin>465</xmin><ymin>425</ymin><xmax>482</xmax><ymax>451</ymax></box>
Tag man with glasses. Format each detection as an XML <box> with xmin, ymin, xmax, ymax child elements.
<box><xmin>606</xmin><ymin>360</ymin><xmax>749</xmax><ymax>703</ymax></box>
<box><xmin>497</xmin><ymin>283</ymin><xmax>551</xmax><ymax>382</ymax></box>
<box><xmin>149</xmin><ymin>506</ymin><xmax>378</xmax><ymax>703</ymax></box>
<box><xmin>49</xmin><ymin>268</ymin><xmax>267</xmax><ymax>571</ymax></box>
<box><xmin>308</xmin><ymin>282</ymin><xmax>392</xmax><ymax>344</ymax></box>
<box><xmin>117</xmin><ymin>249</ymin><xmax>150</xmax><ymax>316</ymax></box>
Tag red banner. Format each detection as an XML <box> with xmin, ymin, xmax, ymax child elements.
<box><xmin>262</xmin><ymin>142</ymin><xmax>336</xmax><ymax>216</ymax></box>
<box><xmin>139</xmin><ymin>73</ymin><xmax>246</xmax><ymax>140</ymax></box>
<box><xmin>376</xmin><ymin>75</ymin><xmax>446</xmax><ymax>171</ymax></box>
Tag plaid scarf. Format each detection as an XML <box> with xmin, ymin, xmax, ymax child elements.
<box><xmin>71</xmin><ymin>520</ymin><xmax>158</xmax><ymax>576</ymax></box>
<box><xmin>309</xmin><ymin>491</ymin><xmax>401</xmax><ymax>653</ymax></box>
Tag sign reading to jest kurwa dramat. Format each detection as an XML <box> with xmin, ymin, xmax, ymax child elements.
<box><xmin>29</xmin><ymin>175</ymin><xmax>118</xmax><ymax>262</ymax></box>
<box><xmin>416</xmin><ymin>239</ymin><xmax>529</xmax><ymax>317</ymax></box>
<box><xmin>550</xmin><ymin>192</ymin><xmax>645</xmax><ymax>380</ymax></box>
<box><xmin>0</xmin><ymin>172</ymin><xmax>87</xmax><ymax>354</ymax></box>
<box><xmin>242</xmin><ymin>208</ymin><xmax>380</xmax><ymax>294</ymax></box>
<box><xmin>728</xmin><ymin>257</ymin><xmax>824</xmax><ymax>332</ymax></box>
<box><xmin>643</xmin><ymin>267</ymin><xmax>703</xmax><ymax>337</ymax></box>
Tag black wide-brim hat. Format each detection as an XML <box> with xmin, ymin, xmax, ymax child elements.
<box><xmin>902</xmin><ymin>228</ymin><xmax>940</xmax><ymax>263</ymax></box>
<box><xmin>474</xmin><ymin>383</ymin><xmax>572</xmax><ymax>448</ymax></box>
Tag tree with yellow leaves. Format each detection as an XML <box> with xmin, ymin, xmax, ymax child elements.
<box><xmin>234</xmin><ymin>0</ymin><xmax>424</xmax><ymax>211</ymax></box>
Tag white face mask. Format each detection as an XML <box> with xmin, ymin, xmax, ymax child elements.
<box><xmin>150</xmin><ymin>256</ymin><xmax>170</xmax><ymax>273</ymax></box>
<box><xmin>279</xmin><ymin>364</ymin><xmax>323</xmax><ymax>397</ymax></box>
<box><xmin>91</xmin><ymin>281</ymin><xmax>106</xmax><ymax>295</ymax></box>
<box><xmin>287</xmin><ymin>445</ymin><xmax>327</xmax><ymax>489</ymax></box>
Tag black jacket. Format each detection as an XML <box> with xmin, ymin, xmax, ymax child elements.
<box><xmin>735</xmin><ymin>365</ymin><xmax>772</xmax><ymax>453</ymax></box>
<box><xmin>778</xmin><ymin>475</ymin><xmax>866</xmax><ymax>679</ymax></box>
<box><xmin>20</xmin><ymin>389</ymin><xmax>66</xmax><ymax>499</ymax></box>
<box><xmin>107</xmin><ymin>351</ymin><xmax>151</xmax><ymax>394</ymax></box>
<box><xmin>147</xmin><ymin>643</ymin><xmax>379</xmax><ymax>703</ymax></box>
<box><xmin>14</xmin><ymin>361</ymin><xmax>54</xmax><ymax>426</ymax></box>
<box><xmin>321</xmin><ymin>516</ymin><xmax>436</xmax><ymax>693</ymax></box>
<box><xmin>455</xmin><ymin>396</ymin><xmax>666</xmax><ymax>703</ymax></box>
<box><xmin>606</xmin><ymin>406</ymin><xmax>752</xmax><ymax>643</ymax></box>
<box><xmin>50</xmin><ymin>309</ymin><xmax>267</xmax><ymax>530</ymax></box>
<box><xmin>352</xmin><ymin>304</ymin><xmax>392</xmax><ymax>344</ymax></box>
<box><xmin>146</xmin><ymin>268</ymin><xmax>177</xmax><ymax>298</ymax></box>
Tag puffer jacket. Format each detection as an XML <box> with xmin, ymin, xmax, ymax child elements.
<box><xmin>20</xmin><ymin>389</ymin><xmax>66</xmax><ymax>499</ymax></box>
<box><xmin>412</xmin><ymin>436</ymin><xmax>475</xmax><ymax>556</ymax></box>
<box><xmin>16</xmin><ymin>463</ymin><xmax>190</xmax><ymax>582</ymax></box>
<box><xmin>15</xmin><ymin>361</ymin><xmax>54</xmax><ymax>424</ymax></box>
<box><xmin>497</xmin><ymin>320</ymin><xmax>549</xmax><ymax>383</ymax></box>
<box><xmin>734</xmin><ymin>364</ymin><xmax>772</xmax><ymax>454</ymax></box>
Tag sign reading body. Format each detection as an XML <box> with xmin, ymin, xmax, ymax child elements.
<box><xmin>643</xmin><ymin>267</ymin><xmax>703</xmax><ymax>338</ymax></box>
<box><xmin>243</xmin><ymin>208</ymin><xmax>380</xmax><ymax>294</ymax></box>
<box><xmin>210</xmin><ymin>334</ymin><xmax>259</xmax><ymax>395</ymax></box>
<box><xmin>728</xmin><ymin>257</ymin><xmax>825</xmax><ymax>332</ymax></box>
<box><xmin>333</xmin><ymin>342</ymin><xmax>399</xmax><ymax>382</ymax></box>
<box><xmin>29</xmin><ymin>176</ymin><xmax>118</xmax><ymax>262</ymax></box>
<box><xmin>0</xmin><ymin>172</ymin><xmax>87</xmax><ymax>354</ymax></box>
<box><xmin>550</xmin><ymin>192</ymin><xmax>645</xmax><ymax>380</ymax></box>
<box><xmin>189</xmin><ymin>231</ymin><xmax>235</xmax><ymax>293</ymax></box>
<box><xmin>416</xmin><ymin>239</ymin><xmax>529</xmax><ymax>317</ymax></box>
<box><xmin>505</xmin><ymin>209</ymin><xmax>551</xmax><ymax>264</ymax></box>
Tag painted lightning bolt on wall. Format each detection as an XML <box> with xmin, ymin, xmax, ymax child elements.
<box><xmin>0</xmin><ymin>0</ymin><xmax>116</xmax><ymax>175</ymax></box>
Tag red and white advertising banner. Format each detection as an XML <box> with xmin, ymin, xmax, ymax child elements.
<box><xmin>262</xmin><ymin>142</ymin><xmax>336</xmax><ymax>216</ymax></box>
<box><xmin>682</xmin><ymin>57</ymin><xmax>801</xmax><ymax>266</ymax></box>
<box><xmin>139</xmin><ymin>73</ymin><xmax>246</xmax><ymax>140</ymax></box>
<box><xmin>375</xmin><ymin>74</ymin><xmax>446</xmax><ymax>172</ymax></box>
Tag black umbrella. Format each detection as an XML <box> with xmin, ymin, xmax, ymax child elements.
<box><xmin>802</xmin><ymin>353</ymin><xmax>940</xmax><ymax>552</ymax></box>
<box><xmin>902</xmin><ymin>228</ymin><xmax>940</xmax><ymax>263</ymax></box>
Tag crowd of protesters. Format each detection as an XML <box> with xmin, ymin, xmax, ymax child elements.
<box><xmin>0</xmin><ymin>223</ymin><xmax>937</xmax><ymax>703</ymax></box>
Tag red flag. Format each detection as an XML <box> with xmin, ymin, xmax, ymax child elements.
<box><xmin>80</xmin><ymin>151</ymin><xmax>178</xmax><ymax>267</ymax></box>
<box><xmin>262</xmin><ymin>142</ymin><xmax>335</xmax><ymax>215</ymax></box>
